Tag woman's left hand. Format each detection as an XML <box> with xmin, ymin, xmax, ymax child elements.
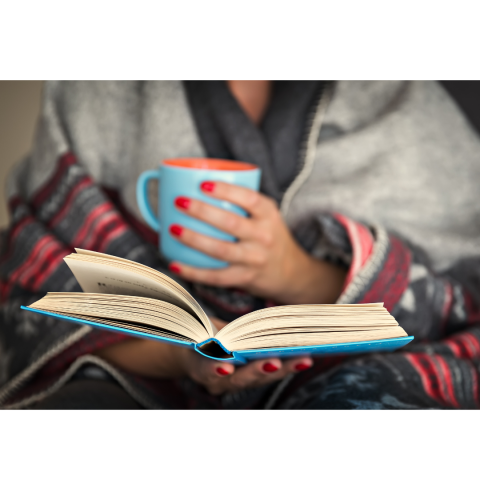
<box><xmin>168</xmin><ymin>181</ymin><xmax>346</xmax><ymax>305</ymax></box>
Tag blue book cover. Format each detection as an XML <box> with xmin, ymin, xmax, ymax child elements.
<box><xmin>21</xmin><ymin>306</ymin><xmax>414</xmax><ymax>365</ymax></box>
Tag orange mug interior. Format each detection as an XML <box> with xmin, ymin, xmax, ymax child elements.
<box><xmin>162</xmin><ymin>158</ymin><xmax>257</xmax><ymax>171</ymax></box>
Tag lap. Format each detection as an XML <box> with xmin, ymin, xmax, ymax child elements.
<box><xmin>276</xmin><ymin>352</ymin><xmax>479</xmax><ymax>409</ymax></box>
<box><xmin>31</xmin><ymin>379</ymin><xmax>143</xmax><ymax>410</ymax></box>
<box><xmin>29</xmin><ymin>351</ymin><xmax>478</xmax><ymax>409</ymax></box>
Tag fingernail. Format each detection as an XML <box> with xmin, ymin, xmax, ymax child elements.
<box><xmin>201</xmin><ymin>181</ymin><xmax>215</xmax><ymax>193</ymax></box>
<box><xmin>169</xmin><ymin>264</ymin><xmax>181</xmax><ymax>274</ymax></box>
<box><xmin>169</xmin><ymin>224</ymin><xmax>183</xmax><ymax>237</ymax></box>
<box><xmin>263</xmin><ymin>362</ymin><xmax>278</xmax><ymax>373</ymax></box>
<box><xmin>295</xmin><ymin>363</ymin><xmax>312</xmax><ymax>372</ymax></box>
<box><xmin>216</xmin><ymin>367</ymin><xmax>230</xmax><ymax>376</ymax></box>
<box><xmin>175</xmin><ymin>197</ymin><xmax>191</xmax><ymax>209</ymax></box>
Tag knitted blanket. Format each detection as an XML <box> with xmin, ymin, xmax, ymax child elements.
<box><xmin>1</xmin><ymin>80</ymin><xmax>480</xmax><ymax>409</ymax></box>
<box><xmin>1</xmin><ymin>152</ymin><xmax>479</xmax><ymax>409</ymax></box>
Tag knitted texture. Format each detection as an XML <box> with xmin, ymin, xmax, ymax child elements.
<box><xmin>1</xmin><ymin>81</ymin><xmax>480</xmax><ymax>408</ymax></box>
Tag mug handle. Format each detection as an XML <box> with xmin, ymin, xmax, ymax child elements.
<box><xmin>136</xmin><ymin>170</ymin><xmax>161</xmax><ymax>232</ymax></box>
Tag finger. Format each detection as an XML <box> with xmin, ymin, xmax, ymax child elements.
<box><xmin>204</xmin><ymin>361</ymin><xmax>237</xmax><ymax>396</ymax></box>
<box><xmin>169</xmin><ymin>261</ymin><xmax>250</xmax><ymax>288</ymax></box>
<box><xmin>281</xmin><ymin>356</ymin><xmax>313</xmax><ymax>373</ymax></box>
<box><xmin>226</xmin><ymin>358</ymin><xmax>284</xmax><ymax>391</ymax></box>
<box><xmin>226</xmin><ymin>356</ymin><xmax>315</xmax><ymax>392</ymax></box>
<box><xmin>187</xmin><ymin>350</ymin><xmax>236</xmax><ymax>378</ymax></box>
<box><xmin>200</xmin><ymin>181</ymin><xmax>277</xmax><ymax>219</ymax></box>
<box><xmin>191</xmin><ymin>357</ymin><xmax>236</xmax><ymax>396</ymax></box>
<box><xmin>174</xmin><ymin>197</ymin><xmax>256</xmax><ymax>240</ymax></box>
<box><xmin>169</xmin><ymin>223</ymin><xmax>244</xmax><ymax>263</ymax></box>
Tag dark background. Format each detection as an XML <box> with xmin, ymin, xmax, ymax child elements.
<box><xmin>441</xmin><ymin>81</ymin><xmax>480</xmax><ymax>134</ymax></box>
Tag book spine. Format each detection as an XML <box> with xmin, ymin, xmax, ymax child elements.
<box><xmin>194</xmin><ymin>338</ymin><xmax>247</xmax><ymax>365</ymax></box>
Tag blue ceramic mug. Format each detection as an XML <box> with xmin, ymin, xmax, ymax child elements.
<box><xmin>136</xmin><ymin>158</ymin><xmax>261</xmax><ymax>268</ymax></box>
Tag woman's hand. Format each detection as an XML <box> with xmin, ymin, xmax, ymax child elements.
<box><xmin>169</xmin><ymin>181</ymin><xmax>346</xmax><ymax>305</ymax></box>
<box><xmin>97</xmin><ymin>318</ymin><xmax>312</xmax><ymax>395</ymax></box>
<box><xmin>177</xmin><ymin>345</ymin><xmax>312</xmax><ymax>396</ymax></box>
<box><xmin>176</xmin><ymin>317</ymin><xmax>312</xmax><ymax>395</ymax></box>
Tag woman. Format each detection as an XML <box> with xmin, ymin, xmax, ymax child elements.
<box><xmin>1</xmin><ymin>80</ymin><xmax>479</xmax><ymax>409</ymax></box>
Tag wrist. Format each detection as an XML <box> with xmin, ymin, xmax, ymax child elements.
<box><xmin>97</xmin><ymin>338</ymin><xmax>190</xmax><ymax>379</ymax></box>
<box><xmin>174</xmin><ymin>344</ymin><xmax>194</xmax><ymax>378</ymax></box>
<box><xmin>278</xmin><ymin>251</ymin><xmax>346</xmax><ymax>305</ymax></box>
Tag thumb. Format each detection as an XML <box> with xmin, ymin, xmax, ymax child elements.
<box><xmin>207</xmin><ymin>317</ymin><xmax>233</xmax><ymax>376</ymax></box>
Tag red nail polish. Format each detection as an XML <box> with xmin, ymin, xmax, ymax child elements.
<box><xmin>175</xmin><ymin>197</ymin><xmax>191</xmax><ymax>209</ymax></box>
<box><xmin>169</xmin><ymin>224</ymin><xmax>183</xmax><ymax>237</ymax></box>
<box><xmin>169</xmin><ymin>264</ymin><xmax>181</xmax><ymax>274</ymax></box>
<box><xmin>263</xmin><ymin>362</ymin><xmax>278</xmax><ymax>373</ymax></box>
<box><xmin>295</xmin><ymin>363</ymin><xmax>311</xmax><ymax>371</ymax></box>
<box><xmin>217</xmin><ymin>367</ymin><xmax>230</xmax><ymax>376</ymax></box>
<box><xmin>201</xmin><ymin>181</ymin><xmax>215</xmax><ymax>193</ymax></box>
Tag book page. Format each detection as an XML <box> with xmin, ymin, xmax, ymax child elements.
<box><xmin>65</xmin><ymin>256</ymin><xmax>214</xmax><ymax>336</ymax></box>
<box><xmin>216</xmin><ymin>303</ymin><xmax>407</xmax><ymax>351</ymax></box>
<box><xmin>29</xmin><ymin>292</ymin><xmax>210</xmax><ymax>343</ymax></box>
<box><xmin>225</xmin><ymin>327</ymin><xmax>407</xmax><ymax>350</ymax></box>
<box><xmin>66</xmin><ymin>258</ymin><xmax>181</xmax><ymax>301</ymax></box>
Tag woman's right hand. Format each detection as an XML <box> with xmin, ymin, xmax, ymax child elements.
<box><xmin>177</xmin><ymin>346</ymin><xmax>312</xmax><ymax>396</ymax></box>
<box><xmin>97</xmin><ymin>318</ymin><xmax>312</xmax><ymax>396</ymax></box>
<box><xmin>175</xmin><ymin>317</ymin><xmax>313</xmax><ymax>396</ymax></box>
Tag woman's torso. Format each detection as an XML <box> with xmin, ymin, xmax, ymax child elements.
<box><xmin>39</xmin><ymin>80</ymin><xmax>480</xmax><ymax>271</ymax></box>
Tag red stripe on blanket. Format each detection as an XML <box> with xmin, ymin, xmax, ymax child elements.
<box><xmin>31</xmin><ymin>153</ymin><xmax>77</xmax><ymax>208</ymax></box>
<box><xmin>433</xmin><ymin>355</ymin><xmax>460</xmax><ymax>408</ymax></box>
<box><xmin>0</xmin><ymin>214</ymin><xmax>34</xmax><ymax>265</ymax></box>
<box><xmin>443</xmin><ymin>337</ymin><xmax>463</xmax><ymax>357</ymax></box>
<box><xmin>9</xmin><ymin>235</ymin><xmax>67</xmax><ymax>289</ymax></box>
<box><xmin>69</xmin><ymin>197</ymin><xmax>128</xmax><ymax>253</ymax></box>
<box><xmin>464</xmin><ymin>292</ymin><xmax>480</xmax><ymax>325</ymax></box>
<box><xmin>459</xmin><ymin>334</ymin><xmax>476</xmax><ymax>358</ymax></box>
<box><xmin>466</xmin><ymin>332</ymin><xmax>480</xmax><ymax>356</ymax></box>
<box><xmin>452</xmin><ymin>331</ymin><xmax>480</xmax><ymax>360</ymax></box>
<box><xmin>442</xmin><ymin>330</ymin><xmax>477</xmax><ymax>359</ymax></box>
<box><xmin>15</xmin><ymin>236</ymin><xmax>57</xmax><ymax>286</ymax></box>
<box><xmin>440</xmin><ymin>281</ymin><xmax>453</xmax><ymax>332</ymax></box>
<box><xmin>102</xmin><ymin>186</ymin><xmax>159</xmax><ymax>246</ymax></box>
<box><xmin>405</xmin><ymin>352</ymin><xmax>466</xmax><ymax>408</ymax></box>
<box><xmin>71</xmin><ymin>203</ymin><xmax>126</xmax><ymax>251</ymax></box>
<box><xmin>49</xmin><ymin>177</ymin><xmax>94</xmax><ymax>228</ymax></box>
<box><xmin>1</xmin><ymin>155</ymin><xmax>133</xmax><ymax>301</ymax></box>
<box><xmin>1</xmin><ymin>234</ymin><xmax>58</xmax><ymax>300</ymax></box>
<box><xmin>470</xmin><ymin>364</ymin><xmax>480</xmax><ymax>407</ymax></box>
<box><xmin>334</xmin><ymin>213</ymin><xmax>374</xmax><ymax>289</ymax></box>
<box><xmin>460</xmin><ymin>332</ymin><xmax>480</xmax><ymax>358</ymax></box>
<box><xmin>0</xmin><ymin>279</ymin><xmax>15</xmax><ymax>302</ymax></box>
<box><xmin>359</xmin><ymin>235</ymin><xmax>411</xmax><ymax>312</ymax></box>
<box><xmin>90</xmin><ymin>214</ymin><xmax>127</xmax><ymax>252</ymax></box>
<box><xmin>403</xmin><ymin>353</ymin><xmax>439</xmax><ymax>404</ymax></box>
<box><xmin>9</xmin><ymin>215</ymin><xmax>34</xmax><ymax>243</ymax></box>
<box><xmin>71</xmin><ymin>203</ymin><xmax>111</xmax><ymax>247</ymax></box>
<box><xmin>98</xmin><ymin>221</ymin><xmax>129</xmax><ymax>252</ymax></box>
<box><xmin>0</xmin><ymin>280</ymin><xmax>8</xmax><ymax>302</ymax></box>
<box><xmin>29</xmin><ymin>242</ymin><xmax>72</xmax><ymax>291</ymax></box>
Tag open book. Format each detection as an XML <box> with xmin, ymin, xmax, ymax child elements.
<box><xmin>23</xmin><ymin>249</ymin><xmax>413</xmax><ymax>364</ymax></box>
